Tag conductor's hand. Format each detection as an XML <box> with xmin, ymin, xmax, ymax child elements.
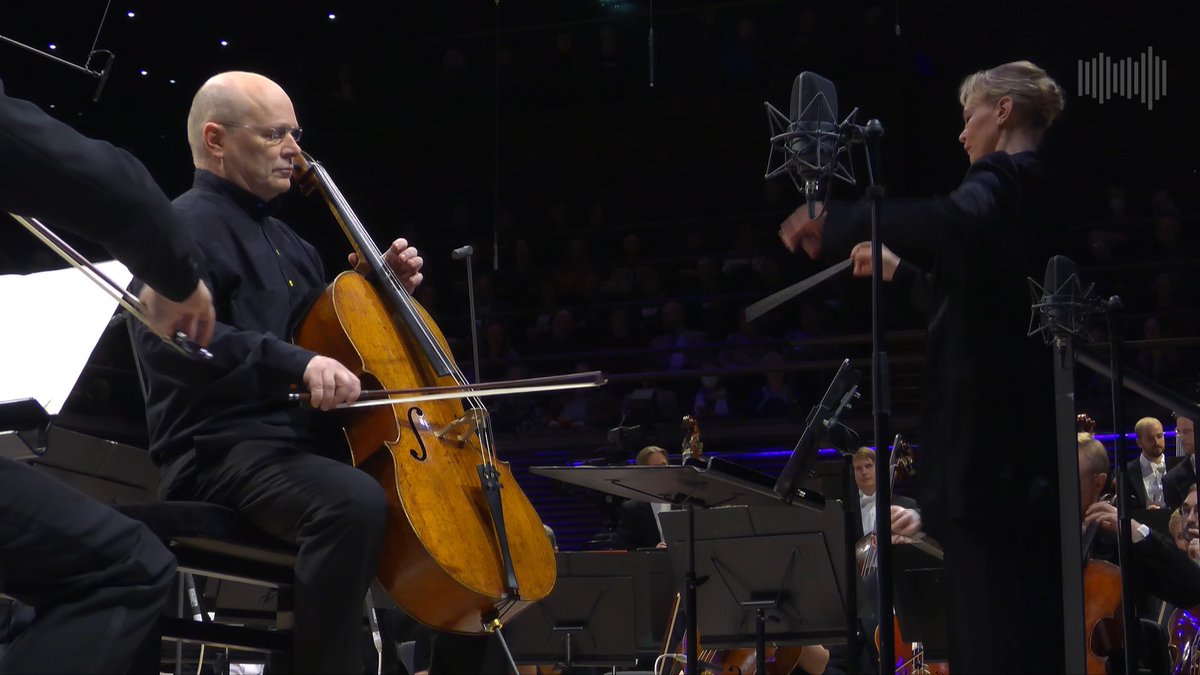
<box><xmin>891</xmin><ymin>505</ymin><xmax>922</xmax><ymax>538</ymax></box>
<box><xmin>349</xmin><ymin>238</ymin><xmax>424</xmax><ymax>292</ymax></box>
<box><xmin>778</xmin><ymin>203</ymin><xmax>825</xmax><ymax>258</ymax></box>
<box><xmin>1190</xmin><ymin>538</ymin><xmax>1200</xmax><ymax>563</ymax></box>
<box><xmin>303</xmin><ymin>356</ymin><xmax>362</xmax><ymax>411</ymax></box>
<box><xmin>850</xmin><ymin>241</ymin><xmax>900</xmax><ymax>282</ymax></box>
<box><xmin>139</xmin><ymin>280</ymin><xmax>215</xmax><ymax>347</ymax></box>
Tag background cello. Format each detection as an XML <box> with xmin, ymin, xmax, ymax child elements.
<box><xmin>863</xmin><ymin>438</ymin><xmax>949</xmax><ymax>675</ymax></box>
<box><xmin>291</xmin><ymin>153</ymin><xmax>556</xmax><ymax>634</ymax></box>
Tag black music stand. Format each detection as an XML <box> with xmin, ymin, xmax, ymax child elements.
<box><xmin>658</xmin><ymin>504</ymin><xmax>848</xmax><ymax>651</ymax></box>
<box><xmin>891</xmin><ymin>543</ymin><xmax>948</xmax><ymax>661</ymax></box>
<box><xmin>531</xmin><ymin>463</ymin><xmax>844</xmax><ymax>675</ymax></box>
<box><xmin>504</xmin><ymin>550</ymin><xmax>672</xmax><ymax>670</ymax></box>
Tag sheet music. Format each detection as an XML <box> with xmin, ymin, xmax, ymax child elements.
<box><xmin>0</xmin><ymin>260</ymin><xmax>131</xmax><ymax>415</ymax></box>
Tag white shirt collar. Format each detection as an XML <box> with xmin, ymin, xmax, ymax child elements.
<box><xmin>1141</xmin><ymin>453</ymin><xmax>1165</xmax><ymax>476</ymax></box>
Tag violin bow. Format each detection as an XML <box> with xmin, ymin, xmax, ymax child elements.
<box><xmin>8</xmin><ymin>213</ymin><xmax>212</xmax><ymax>359</ymax></box>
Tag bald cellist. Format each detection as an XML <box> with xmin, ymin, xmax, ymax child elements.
<box><xmin>130</xmin><ymin>71</ymin><xmax>424</xmax><ymax>674</ymax></box>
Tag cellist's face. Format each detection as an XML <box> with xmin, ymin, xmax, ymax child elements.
<box><xmin>212</xmin><ymin>84</ymin><xmax>302</xmax><ymax>202</ymax></box>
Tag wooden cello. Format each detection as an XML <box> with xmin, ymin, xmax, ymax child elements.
<box><xmin>1079</xmin><ymin>413</ymin><xmax>1125</xmax><ymax>674</ymax></box>
<box><xmin>862</xmin><ymin>438</ymin><xmax>949</xmax><ymax>675</ymax></box>
<box><xmin>291</xmin><ymin>153</ymin><xmax>556</xmax><ymax>633</ymax></box>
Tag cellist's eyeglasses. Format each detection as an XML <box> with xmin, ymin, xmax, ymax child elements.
<box><xmin>218</xmin><ymin>122</ymin><xmax>302</xmax><ymax>145</ymax></box>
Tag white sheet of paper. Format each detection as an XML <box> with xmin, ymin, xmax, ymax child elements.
<box><xmin>0</xmin><ymin>260</ymin><xmax>131</xmax><ymax>415</ymax></box>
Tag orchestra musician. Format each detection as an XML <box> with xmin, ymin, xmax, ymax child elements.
<box><xmin>1078</xmin><ymin>433</ymin><xmax>1200</xmax><ymax>669</ymax></box>
<box><xmin>129</xmin><ymin>71</ymin><xmax>424</xmax><ymax>674</ymax></box>
<box><xmin>844</xmin><ymin>446</ymin><xmax>921</xmax><ymax>671</ymax></box>
<box><xmin>1080</xmin><ymin>433</ymin><xmax>1200</xmax><ymax>602</ymax></box>
<box><xmin>614</xmin><ymin>445</ymin><xmax>672</xmax><ymax>550</ymax></box>
<box><xmin>0</xmin><ymin>77</ymin><xmax>215</xmax><ymax>672</ymax></box>
<box><xmin>779</xmin><ymin>60</ymin><xmax>1067</xmax><ymax>672</ymax></box>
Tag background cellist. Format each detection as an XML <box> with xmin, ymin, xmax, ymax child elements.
<box><xmin>131</xmin><ymin>71</ymin><xmax>424</xmax><ymax>674</ymax></box>
<box><xmin>1078</xmin><ymin>433</ymin><xmax>1200</xmax><ymax>670</ymax></box>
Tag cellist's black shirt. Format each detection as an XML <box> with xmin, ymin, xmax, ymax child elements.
<box><xmin>132</xmin><ymin>170</ymin><xmax>326</xmax><ymax>466</ymax></box>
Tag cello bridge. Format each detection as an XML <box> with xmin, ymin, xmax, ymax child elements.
<box><xmin>433</xmin><ymin>408</ymin><xmax>489</xmax><ymax>445</ymax></box>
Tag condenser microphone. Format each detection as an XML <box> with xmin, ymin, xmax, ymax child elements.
<box><xmin>764</xmin><ymin>72</ymin><xmax>857</xmax><ymax>215</ymax></box>
<box><xmin>789</xmin><ymin>72</ymin><xmax>840</xmax><ymax>208</ymax></box>
<box><xmin>1029</xmin><ymin>254</ymin><xmax>1099</xmax><ymax>343</ymax></box>
<box><xmin>451</xmin><ymin>245</ymin><xmax>474</xmax><ymax>260</ymax></box>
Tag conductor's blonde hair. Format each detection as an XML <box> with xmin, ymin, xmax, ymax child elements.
<box><xmin>959</xmin><ymin>60</ymin><xmax>1064</xmax><ymax>129</ymax></box>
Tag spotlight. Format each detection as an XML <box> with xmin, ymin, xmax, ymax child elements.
<box><xmin>219</xmin><ymin>39</ymin><xmax>228</xmax><ymax>46</ymax></box>
<box><xmin>48</xmin><ymin>43</ymin><xmax>57</xmax><ymax>50</ymax></box>
<box><xmin>169</xmin><ymin>79</ymin><xmax>176</xmax><ymax>84</ymax></box>
<box><xmin>126</xmin><ymin>10</ymin><xmax>135</xmax><ymax>18</ymax></box>
<box><xmin>328</xmin><ymin>13</ymin><xmax>336</xmax><ymax>20</ymax></box>
<box><xmin>139</xmin><ymin>69</ymin><xmax>148</xmax><ymax>76</ymax></box>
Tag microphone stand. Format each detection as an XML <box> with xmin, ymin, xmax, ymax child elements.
<box><xmin>454</xmin><ymin>246</ymin><xmax>483</xmax><ymax>383</ymax></box>
<box><xmin>860</xmin><ymin>118</ymin><xmax>894</xmax><ymax>675</ymax></box>
<box><xmin>1105</xmin><ymin>302</ymin><xmax>1140</xmax><ymax>675</ymax></box>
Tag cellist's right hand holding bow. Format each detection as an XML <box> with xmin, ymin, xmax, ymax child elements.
<box><xmin>891</xmin><ymin>505</ymin><xmax>922</xmax><ymax>539</ymax></box>
<box><xmin>1084</xmin><ymin>501</ymin><xmax>1148</xmax><ymax>541</ymax></box>
<box><xmin>304</xmin><ymin>356</ymin><xmax>362</xmax><ymax>410</ymax></box>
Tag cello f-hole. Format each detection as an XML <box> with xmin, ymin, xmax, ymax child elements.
<box><xmin>408</xmin><ymin>407</ymin><xmax>429</xmax><ymax>461</ymax></box>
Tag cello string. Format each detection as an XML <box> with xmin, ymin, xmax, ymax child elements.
<box><xmin>313</xmin><ymin>161</ymin><xmax>499</xmax><ymax>466</ymax></box>
<box><xmin>317</xmin><ymin>163</ymin><xmax>517</xmax><ymax>503</ymax></box>
<box><xmin>305</xmin><ymin>157</ymin><xmax>550</xmax><ymax>625</ymax></box>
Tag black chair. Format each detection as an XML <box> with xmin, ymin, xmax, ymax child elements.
<box><xmin>117</xmin><ymin>501</ymin><xmax>297</xmax><ymax>674</ymax></box>
<box><xmin>120</xmin><ymin>316</ymin><xmax>298</xmax><ymax>673</ymax></box>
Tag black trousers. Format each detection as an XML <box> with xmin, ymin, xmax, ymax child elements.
<box><xmin>942</xmin><ymin>517</ymin><xmax>1064</xmax><ymax>674</ymax></box>
<box><xmin>0</xmin><ymin>456</ymin><xmax>175</xmax><ymax>674</ymax></box>
<box><xmin>164</xmin><ymin>438</ymin><xmax>388</xmax><ymax>675</ymax></box>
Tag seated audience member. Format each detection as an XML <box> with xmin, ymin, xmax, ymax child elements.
<box><xmin>748</xmin><ymin>352</ymin><xmax>798</xmax><ymax>417</ymax></box>
<box><xmin>693</xmin><ymin>359</ymin><xmax>731</xmax><ymax>419</ymax></box>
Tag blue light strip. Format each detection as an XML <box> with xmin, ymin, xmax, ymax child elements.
<box><xmin>1094</xmin><ymin>431</ymin><xmax>1176</xmax><ymax>441</ymax></box>
<box><xmin>560</xmin><ymin>431</ymin><xmax>1182</xmax><ymax>467</ymax></box>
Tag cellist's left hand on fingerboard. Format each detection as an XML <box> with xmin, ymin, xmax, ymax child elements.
<box><xmin>348</xmin><ymin>238</ymin><xmax>425</xmax><ymax>291</ymax></box>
